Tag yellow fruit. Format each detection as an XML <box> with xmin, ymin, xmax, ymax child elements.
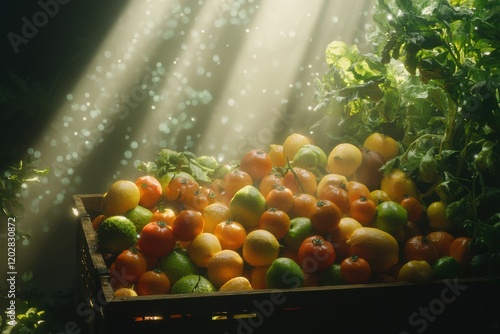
<box><xmin>397</xmin><ymin>260</ymin><xmax>434</xmax><ymax>283</ymax></box>
<box><xmin>242</xmin><ymin>229</ymin><xmax>280</xmax><ymax>267</ymax></box>
<box><xmin>380</xmin><ymin>168</ymin><xmax>419</xmax><ymax>203</ymax></box>
<box><xmin>102</xmin><ymin>180</ymin><xmax>140</xmax><ymax>217</ymax></box>
<box><xmin>427</xmin><ymin>201</ymin><xmax>453</xmax><ymax>231</ymax></box>
<box><xmin>363</xmin><ymin>132</ymin><xmax>400</xmax><ymax>162</ymax></box>
<box><xmin>113</xmin><ymin>287</ymin><xmax>137</xmax><ymax>297</ymax></box>
<box><xmin>186</xmin><ymin>232</ymin><xmax>222</xmax><ymax>268</ymax></box>
<box><xmin>282</xmin><ymin>133</ymin><xmax>311</xmax><ymax>162</ymax></box>
<box><xmin>317</xmin><ymin>173</ymin><xmax>348</xmax><ymax>196</ymax></box>
<box><xmin>202</xmin><ymin>202</ymin><xmax>230</xmax><ymax>234</ymax></box>
<box><xmin>326</xmin><ymin>143</ymin><xmax>362</xmax><ymax>177</ymax></box>
<box><xmin>370</xmin><ymin>189</ymin><xmax>391</xmax><ymax>205</ymax></box>
<box><xmin>229</xmin><ymin>185</ymin><xmax>267</xmax><ymax>228</ymax></box>
<box><xmin>346</xmin><ymin>227</ymin><xmax>399</xmax><ymax>273</ymax></box>
<box><xmin>330</xmin><ymin>217</ymin><xmax>363</xmax><ymax>260</ymax></box>
<box><xmin>268</xmin><ymin>144</ymin><xmax>287</xmax><ymax>167</ymax></box>
<box><xmin>207</xmin><ymin>249</ymin><xmax>244</xmax><ymax>288</ymax></box>
<box><xmin>219</xmin><ymin>276</ymin><xmax>253</xmax><ymax>292</ymax></box>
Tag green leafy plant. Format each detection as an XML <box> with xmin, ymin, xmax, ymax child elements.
<box><xmin>314</xmin><ymin>0</ymin><xmax>499</xmax><ymax>275</ymax></box>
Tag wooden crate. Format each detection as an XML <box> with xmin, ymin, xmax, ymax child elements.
<box><xmin>74</xmin><ymin>194</ymin><xmax>500</xmax><ymax>334</ymax></box>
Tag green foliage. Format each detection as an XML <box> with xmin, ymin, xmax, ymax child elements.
<box><xmin>314</xmin><ymin>0</ymin><xmax>499</xmax><ymax>275</ymax></box>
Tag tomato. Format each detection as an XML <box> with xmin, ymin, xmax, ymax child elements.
<box><xmin>112</xmin><ymin>247</ymin><xmax>148</xmax><ymax>285</ymax></box>
<box><xmin>164</xmin><ymin>174</ymin><xmax>199</xmax><ymax>202</ymax></box>
<box><xmin>151</xmin><ymin>207</ymin><xmax>176</xmax><ymax>226</ymax></box>
<box><xmin>222</xmin><ymin>168</ymin><xmax>253</xmax><ymax>201</ymax></box>
<box><xmin>135</xmin><ymin>175</ymin><xmax>163</xmax><ymax>208</ymax></box>
<box><xmin>138</xmin><ymin>221</ymin><xmax>177</xmax><ymax>259</ymax></box>
<box><xmin>426</xmin><ymin>231</ymin><xmax>455</xmax><ymax>257</ymax></box>
<box><xmin>403</xmin><ymin>235</ymin><xmax>439</xmax><ymax>265</ymax></box>
<box><xmin>289</xmin><ymin>193</ymin><xmax>317</xmax><ymax>219</ymax></box>
<box><xmin>400</xmin><ymin>196</ymin><xmax>424</xmax><ymax>223</ymax></box>
<box><xmin>349</xmin><ymin>195</ymin><xmax>377</xmax><ymax>226</ymax></box>
<box><xmin>340</xmin><ymin>255</ymin><xmax>372</xmax><ymax>284</ymax></box>
<box><xmin>181</xmin><ymin>187</ymin><xmax>210</xmax><ymax>211</ymax></box>
<box><xmin>258</xmin><ymin>208</ymin><xmax>291</xmax><ymax>240</ymax></box>
<box><xmin>239</xmin><ymin>149</ymin><xmax>273</xmax><ymax>181</ymax></box>
<box><xmin>297</xmin><ymin>235</ymin><xmax>336</xmax><ymax>273</ymax></box>
<box><xmin>449</xmin><ymin>236</ymin><xmax>473</xmax><ymax>275</ymax></box>
<box><xmin>172</xmin><ymin>209</ymin><xmax>205</xmax><ymax>242</ymax></box>
<box><xmin>316</xmin><ymin>184</ymin><xmax>351</xmax><ymax>214</ymax></box>
<box><xmin>135</xmin><ymin>269</ymin><xmax>171</xmax><ymax>295</ymax></box>
<box><xmin>346</xmin><ymin>180</ymin><xmax>371</xmax><ymax>203</ymax></box>
<box><xmin>266</xmin><ymin>186</ymin><xmax>295</xmax><ymax>213</ymax></box>
<box><xmin>259</xmin><ymin>173</ymin><xmax>285</xmax><ymax>198</ymax></box>
<box><xmin>309</xmin><ymin>199</ymin><xmax>342</xmax><ymax>234</ymax></box>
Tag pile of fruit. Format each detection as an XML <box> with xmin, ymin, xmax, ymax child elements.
<box><xmin>92</xmin><ymin>132</ymin><xmax>476</xmax><ymax>297</ymax></box>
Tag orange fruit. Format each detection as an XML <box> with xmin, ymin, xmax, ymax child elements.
<box><xmin>219</xmin><ymin>276</ymin><xmax>253</xmax><ymax>292</ymax></box>
<box><xmin>268</xmin><ymin>144</ymin><xmax>287</xmax><ymax>167</ymax></box>
<box><xmin>207</xmin><ymin>249</ymin><xmax>245</xmax><ymax>288</ymax></box>
<box><xmin>363</xmin><ymin>132</ymin><xmax>400</xmax><ymax>162</ymax></box>
<box><xmin>317</xmin><ymin>173</ymin><xmax>348</xmax><ymax>196</ymax></box>
<box><xmin>340</xmin><ymin>255</ymin><xmax>372</xmax><ymax>284</ymax></box>
<box><xmin>151</xmin><ymin>207</ymin><xmax>176</xmax><ymax>226</ymax></box>
<box><xmin>181</xmin><ymin>187</ymin><xmax>210</xmax><ymax>212</ymax></box>
<box><xmin>326</xmin><ymin>143</ymin><xmax>362</xmax><ymax>177</ymax></box>
<box><xmin>258</xmin><ymin>208</ymin><xmax>291</xmax><ymax>240</ymax></box>
<box><xmin>213</xmin><ymin>220</ymin><xmax>247</xmax><ymax>251</ymax></box>
<box><xmin>239</xmin><ymin>149</ymin><xmax>273</xmax><ymax>181</ymax></box>
<box><xmin>163</xmin><ymin>173</ymin><xmax>199</xmax><ymax>202</ymax></box>
<box><xmin>400</xmin><ymin>196</ymin><xmax>424</xmax><ymax>223</ymax></box>
<box><xmin>172</xmin><ymin>209</ymin><xmax>205</xmax><ymax>242</ymax></box>
<box><xmin>202</xmin><ymin>202</ymin><xmax>230</xmax><ymax>234</ymax></box>
<box><xmin>283</xmin><ymin>167</ymin><xmax>317</xmax><ymax>196</ymax></box>
<box><xmin>222</xmin><ymin>168</ymin><xmax>253</xmax><ymax>201</ymax></box>
<box><xmin>135</xmin><ymin>269</ymin><xmax>171</xmax><ymax>295</ymax></box>
<box><xmin>242</xmin><ymin>229</ymin><xmax>280</xmax><ymax>267</ymax></box>
<box><xmin>266</xmin><ymin>186</ymin><xmax>295</xmax><ymax>213</ymax></box>
<box><xmin>349</xmin><ymin>196</ymin><xmax>377</xmax><ymax>226</ymax></box>
<box><xmin>316</xmin><ymin>184</ymin><xmax>351</xmax><ymax>215</ymax></box>
<box><xmin>282</xmin><ymin>133</ymin><xmax>311</xmax><ymax>162</ymax></box>
<box><xmin>112</xmin><ymin>247</ymin><xmax>148</xmax><ymax>285</ymax></box>
<box><xmin>186</xmin><ymin>232</ymin><xmax>222</xmax><ymax>268</ymax></box>
<box><xmin>250</xmin><ymin>265</ymin><xmax>270</xmax><ymax>289</ymax></box>
<box><xmin>92</xmin><ymin>214</ymin><xmax>106</xmax><ymax>231</ymax></box>
<box><xmin>449</xmin><ymin>236</ymin><xmax>473</xmax><ymax>274</ymax></box>
<box><xmin>346</xmin><ymin>180</ymin><xmax>371</xmax><ymax>202</ymax></box>
<box><xmin>101</xmin><ymin>180</ymin><xmax>140</xmax><ymax>217</ymax></box>
<box><xmin>346</xmin><ymin>227</ymin><xmax>399</xmax><ymax>273</ymax></box>
<box><xmin>135</xmin><ymin>175</ymin><xmax>162</xmax><ymax>208</ymax></box>
<box><xmin>426</xmin><ymin>231</ymin><xmax>455</xmax><ymax>257</ymax></box>
<box><xmin>259</xmin><ymin>173</ymin><xmax>285</xmax><ymax>198</ymax></box>
<box><xmin>309</xmin><ymin>199</ymin><xmax>342</xmax><ymax>234</ymax></box>
<box><xmin>289</xmin><ymin>193</ymin><xmax>318</xmax><ymax>219</ymax></box>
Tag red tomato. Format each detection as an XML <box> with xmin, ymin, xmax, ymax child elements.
<box><xmin>138</xmin><ymin>221</ymin><xmax>177</xmax><ymax>259</ymax></box>
<box><xmin>297</xmin><ymin>235</ymin><xmax>336</xmax><ymax>273</ymax></box>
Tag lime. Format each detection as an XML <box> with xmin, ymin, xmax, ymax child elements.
<box><xmin>125</xmin><ymin>205</ymin><xmax>153</xmax><ymax>232</ymax></box>
<box><xmin>229</xmin><ymin>185</ymin><xmax>267</xmax><ymax>228</ymax></box>
<box><xmin>432</xmin><ymin>256</ymin><xmax>463</xmax><ymax>280</ymax></box>
<box><xmin>170</xmin><ymin>274</ymin><xmax>215</xmax><ymax>294</ymax></box>
<box><xmin>266</xmin><ymin>257</ymin><xmax>304</xmax><ymax>289</ymax></box>
<box><xmin>319</xmin><ymin>264</ymin><xmax>344</xmax><ymax>286</ymax></box>
<box><xmin>292</xmin><ymin>144</ymin><xmax>327</xmax><ymax>170</ymax></box>
<box><xmin>283</xmin><ymin>217</ymin><xmax>317</xmax><ymax>250</ymax></box>
<box><xmin>157</xmin><ymin>247</ymin><xmax>199</xmax><ymax>284</ymax></box>
<box><xmin>97</xmin><ymin>216</ymin><xmax>137</xmax><ymax>255</ymax></box>
<box><xmin>373</xmin><ymin>201</ymin><xmax>408</xmax><ymax>234</ymax></box>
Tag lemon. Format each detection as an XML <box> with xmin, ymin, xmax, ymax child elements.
<box><xmin>229</xmin><ymin>185</ymin><xmax>267</xmax><ymax>228</ymax></box>
<box><xmin>326</xmin><ymin>143</ymin><xmax>362</xmax><ymax>177</ymax></box>
<box><xmin>242</xmin><ymin>229</ymin><xmax>280</xmax><ymax>267</ymax></box>
<box><xmin>97</xmin><ymin>216</ymin><xmax>137</xmax><ymax>255</ymax></box>
<box><xmin>186</xmin><ymin>232</ymin><xmax>222</xmax><ymax>268</ymax></box>
<box><xmin>202</xmin><ymin>202</ymin><xmax>230</xmax><ymax>234</ymax></box>
<box><xmin>427</xmin><ymin>201</ymin><xmax>453</xmax><ymax>231</ymax></box>
<box><xmin>124</xmin><ymin>205</ymin><xmax>153</xmax><ymax>232</ymax></box>
<box><xmin>346</xmin><ymin>227</ymin><xmax>399</xmax><ymax>273</ymax></box>
<box><xmin>380</xmin><ymin>168</ymin><xmax>419</xmax><ymax>203</ymax></box>
<box><xmin>282</xmin><ymin>133</ymin><xmax>311</xmax><ymax>161</ymax></box>
<box><xmin>397</xmin><ymin>260</ymin><xmax>434</xmax><ymax>283</ymax></box>
<box><xmin>101</xmin><ymin>180</ymin><xmax>140</xmax><ymax>217</ymax></box>
<box><xmin>113</xmin><ymin>287</ymin><xmax>138</xmax><ymax>297</ymax></box>
<box><xmin>170</xmin><ymin>274</ymin><xmax>215</xmax><ymax>294</ymax></box>
<box><xmin>219</xmin><ymin>276</ymin><xmax>253</xmax><ymax>292</ymax></box>
<box><xmin>266</xmin><ymin>257</ymin><xmax>304</xmax><ymax>289</ymax></box>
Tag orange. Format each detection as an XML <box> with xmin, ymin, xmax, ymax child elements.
<box><xmin>92</xmin><ymin>214</ymin><xmax>106</xmax><ymax>231</ymax></box>
<box><xmin>242</xmin><ymin>229</ymin><xmax>280</xmax><ymax>267</ymax></box>
<box><xmin>250</xmin><ymin>265</ymin><xmax>270</xmax><ymax>289</ymax></box>
<box><xmin>181</xmin><ymin>187</ymin><xmax>210</xmax><ymax>212</ymax></box>
<box><xmin>349</xmin><ymin>196</ymin><xmax>377</xmax><ymax>226</ymax></box>
<box><xmin>239</xmin><ymin>149</ymin><xmax>273</xmax><ymax>181</ymax></box>
<box><xmin>363</xmin><ymin>132</ymin><xmax>400</xmax><ymax>162</ymax></box>
<box><xmin>259</xmin><ymin>173</ymin><xmax>285</xmax><ymax>198</ymax></box>
<box><xmin>135</xmin><ymin>269</ymin><xmax>171</xmax><ymax>295</ymax></box>
<box><xmin>101</xmin><ymin>180</ymin><xmax>140</xmax><ymax>217</ymax></box>
<box><xmin>186</xmin><ymin>232</ymin><xmax>222</xmax><ymax>268</ymax></box>
<box><xmin>257</xmin><ymin>208</ymin><xmax>291</xmax><ymax>240</ymax></box>
<box><xmin>202</xmin><ymin>202</ymin><xmax>230</xmax><ymax>234</ymax></box>
<box><xmin>449</xmin><ymin>236</ymin><xmax>473</xmax><ymax>274</ymax></box>
<box><xmin>213</xmin><ymin>220</ymin><xmax>247</xmax><ymax>251</ymax></box>
<box><xmin>282</xmin><ymin>133</ymin><xmax>311</xmax><ymax>162</ymax></box>
<box><xmin>340</xmin><ymin>255</ymin><xmax>372</xmax><ymax>284</ymax></box>
<box><xmin>283</xmin><ymin>167</ymin><xmax>317</xmax><ymax>196</ymax></box>
<box><xmin>346</xmin><ymin>180</ymin><xmax>371</xmax><ymax>203</ymax></box>
<box><xmin>265</xmin><ymin>186</ymin><xmax>295</xmax><ymax>213</ymax></box>
<box><xmin>112</xmin><ymin>247</ymin><xmax>148</xmax><ymax>285</ymax></box>
<box><xmin>172</xmin><ymin>209</ymin><xmax>205</xmax><ymax>242</ymax></box>
<box><xmin>326</xmin><ymin>143</ymin><xmax>362</xmax><ymax>177</ymax></box>
<box><xmin>135</xmin><ymin>175</ymin><xmax>162</xmax><ymax>208</ymax></box>
<box><xmin>207</xmin><ymin>249</ymin><xmax>245</xmax><ymax>288</ymax></box>
<box><xmin>268</xmin><ymin>144</ymin><xmax>287</xmax><ymax>167</ymax></box>
<box><xmin>151</xmin><ymin>207</ymin><xmax>176</xmax><ymax>226</ymax></box>
<box><xmin>219</xmin><ymin>276</ymin><xmax>253</xmax><ymax>292</ymax></box>
<box><xmin>346</xmin><ymin>227</ymin><xmax>399</xmax><ymax>273</ymax></box>
<box><xmin>309</xmin><ymin>199</ymin><xmax>342</xmax><ymax>234</ymax></box>
<box><xmin>289</xmin><ymin>193</ymin><xmax>317</xmax><ymax>219</ymax></box>
<box><xmin>316</xmin><ymin>184</ymin><xmax>351</xmax><ymax>215</ymax></box>
<box><xmin>400</xmin><ymin>196</ymin><xmax>424</xmax><ymax>223</ymax></box>
<box><xmin>426</xmin><ymin>231</ymin><xmax>455</xmax><ymax>257</ymax></box>
<box><xmin>222</xmin><ymin>168</ymin><xmax>253</xmax><ymax>201</ymax></box>
<box><xmin>163</xmin><ymin>173</ymin><xmax>199</xmax><ymax>202</ymax></box>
